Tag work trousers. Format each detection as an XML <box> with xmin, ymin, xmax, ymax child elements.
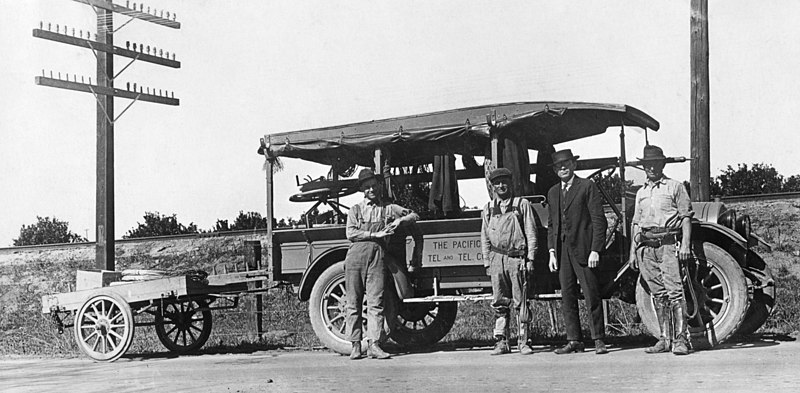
<box><xmin>488</xmin><ymin>252</ymin><xmax>530</xmax><ymax>338</ymax></box>
<box><xmin>639</xmin><ymin>243</ymin><xmax>684</xmax><ymax>303</ymax></box>
<box><xmin>345</xmin><ymin>241</ymin><xmax>386</xmax><ymax>342</ymax></box>
<box><xmin>559</xmin><ymin>250</ymin><xmax>604</xmax><ymax>341</ymax></box>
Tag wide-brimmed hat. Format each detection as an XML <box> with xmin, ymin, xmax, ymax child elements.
<box><xmin>637</xmin><ymin>145</ymin><xmax>667</xmax><ymax>161</ymax></box>
<box><xmin>488</xmin><ymin>168</ymin><xmax>513</xmax><ymax>183</ymax></box>
<box><xmin>357</xmin><ymin>168</ymin><xmax>381</xmax><ymax>186</ymax></box>
<box><xmin>551</xmin><ymin>149</ymin><xmax>580</xmax><ymax>166</ymax></box>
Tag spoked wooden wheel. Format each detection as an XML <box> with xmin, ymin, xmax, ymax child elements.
<box><xmin>636</xmin><ymin>242</ymin><xmax>748</xmax><ymax>344</ymax></box>
<box><xmin>290</xmin><ymin>179</ymin><xmax>359</xmax><ymax>203</ymax></box>
<box><xmin>390</xmin><ymin>301</ymin><xmax>458</xmax><ymax>347</ymax></box>
<box><xmin>155</xmin><ymin>299</ymin><xmax>213</xmax><ymax>354</ymax></box>
<box><xmin>73</xmin><ymin>293</ymin><xmax>135</xmax><ymax>362</ymax></box>
<box><xmin>309</xmin><ymin>262</ymin><xmax>357</xmax><ymax>354</ymax></box>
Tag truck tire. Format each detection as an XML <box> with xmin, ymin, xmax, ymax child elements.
<box><xmin>308</xmin><ymin>261</ymin><xmax>396</xmax><ymax>354</ymax></box>
<box><xmin>636</xmin><ymin>242</ymin><xmax>749</xmax><ymax>345</ymax></box>
<box><xmin>736</xmin><ymin>263</ymin><xmax>776</xmax><ymax>336</ymax></box>
<box><xmin>309</xmin><ymin>261</ymin><xmax>361</xmax><ymax>354</ymax></box>
<box><xmin>389</xmin><ymin>300</ymin><xmax>458</xmax><ymax>348</ymax></box>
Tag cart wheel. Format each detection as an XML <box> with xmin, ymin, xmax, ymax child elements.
<box><xmin>155</xmin><ymin>299</ymin><xmax>213</xmax><ymax>354</ymax></box>
<box><xmin>73</xmin><ymin>293</ymin><xmax>135</xmax><ymax>362</ymax></box>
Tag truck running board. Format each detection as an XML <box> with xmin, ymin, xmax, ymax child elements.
<box><xmin>402</xmin><ymin>293</ymin><xmax>563</xmax><ymax>303</ymax></box>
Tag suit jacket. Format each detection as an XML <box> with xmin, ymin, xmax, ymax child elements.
<box><xmin>547</xmin><ymin>176</ymin><xmax>607</xmax><ymax>265</ymax></box>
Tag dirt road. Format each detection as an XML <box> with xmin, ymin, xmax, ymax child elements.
<box><xmin>2</xmin><ymin>337</ymin><xmax>798</xmax><ymax>392</ymax></box>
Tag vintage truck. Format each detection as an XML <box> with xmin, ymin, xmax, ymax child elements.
<box><xmin>257</xmin><ymin>101</ymin><xmax>774</xmax><ymax>354</ymax></box>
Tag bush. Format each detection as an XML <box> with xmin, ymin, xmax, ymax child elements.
<box><xmin>124</xmin><ymin>212</ymin><xmax>198</xmax><ymax>238</ymax></box>
<box><xmin>13</xmin><ymin>216</ymin><xmax>86</xmax><ymax>246</ymax></box>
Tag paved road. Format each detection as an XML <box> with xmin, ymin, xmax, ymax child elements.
<box><xmin>2</xmin><ymin>337</ymin><xmax>798</xmax><ymax>392</ymax></box>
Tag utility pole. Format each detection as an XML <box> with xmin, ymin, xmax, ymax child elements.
<box><xmin>34</xmin><ymin>0</ymin><xmax>181</xmax><ymax>270</ymax></box>
<box><xmin>690</xmin><ymin>0</ymin><xmax>711</xmax><ymax>201</ymax></box>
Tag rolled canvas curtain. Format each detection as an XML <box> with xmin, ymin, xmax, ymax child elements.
<box><xmin>428</xmin><ymin>154</ymin><xmax>461</xmax><ymax>217</ymax></box>
<box><xmin>501</xmin><ymin>132</ymin><xmax>531</xmax><ymax>197</ymax></box>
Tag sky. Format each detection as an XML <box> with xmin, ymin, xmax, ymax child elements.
<box><xmin>2</xmin><ymin>0</ymin><xmax>799</xmax><ymax>247</ymax></box>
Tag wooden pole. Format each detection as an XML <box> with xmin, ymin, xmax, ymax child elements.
<box><xmin>690</xmin><ymin>0</ymin><xmax>711</xmax><ymax>201</ymax></box>
<box><xmin>264</xmin><ymin>136</ymin><xmax>276</xmax><ymax>281</ymax></box>
<box><xmin>95</xmin><ymin>6</ymin><xmax>115</xmax><ymax>270</ymax></box>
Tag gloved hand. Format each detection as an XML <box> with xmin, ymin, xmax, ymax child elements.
<box><xmin>520</xmin><ymin>259</ymin><xmax>533</xmax><ymax>273</ymax></box>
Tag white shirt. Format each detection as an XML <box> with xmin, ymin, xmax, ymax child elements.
<box><xmin>561</xmin><ymin>175</ymin><xmax>575</xmax><ymax>193</ymax></box>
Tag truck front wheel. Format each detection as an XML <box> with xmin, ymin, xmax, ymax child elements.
<box><xmin>309</xmin><ymin>261</ymin><xmax>361</xmax><ymax>354</ymax></box>
<box><xmin>636</xmin><ymin>242</ymin><xmax>749</xmax><ymax>345</ymax></box>
<box><xmin>308</xmin><ymin>261</ymin><xmax>398</xmax><ymax>354</ymax></box>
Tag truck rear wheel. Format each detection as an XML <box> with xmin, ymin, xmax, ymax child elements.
<box><xmin>389</xmin><ymin>301</ymin><xmax>458</xmax><ymax>348</ymax></box>
<box><xmin>636</xmin><ymin>242</ymin><xmax>749</xmax><ymax>345</ymax></box>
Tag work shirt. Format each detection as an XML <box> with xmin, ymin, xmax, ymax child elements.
<box><xmin>346</xmin><ymin>198</ymin><xmax>419</xmax><ymax>242</ymax></box>
<box><xmin>631</xmin><ymin>175</ymin><xmax>693</xmax><ymax>230</ymax></box>
<box><xmin>480</xmin><ymin>197</ymin><xmax>538</xmax><ymax>265</ymax></box>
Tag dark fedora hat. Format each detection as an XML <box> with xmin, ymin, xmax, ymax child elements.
<box><xmin>357</xmin><ymin>168</ymin><xmax>382</xmax><ymax>186</ymax></box>
<box><xmin>551</xmin><ymin>149</ymin><xmax>580</xmax><ymax>166</ymax></box>
<box><xmin>637</xmin><ymin>145</ymin><xmax>667</xmax><ymax>161</ymax></box>
<box><xmin>488</xmin><ymin>167</ymin><xmax>513</xmax><ymax>182</ymax></box>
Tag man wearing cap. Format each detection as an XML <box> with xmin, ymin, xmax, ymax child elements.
<box><xmin>628</xmin><ymin>145</ymin><xmax>693</xmax><ymax>355</ymax></box>
<box><xmin>481</xmin><ymin>167</ymin><xmax>538</xmax><ymax>355</ymax></box>
<box><xmin>547</xmin><ymin>149</ymin><xmax>609</xmax><ymax>355</ymax></box>
<box><xmin>344</xmin><ymin>168</ymin><xmax>420</xmax><ymax>360</ymax></box>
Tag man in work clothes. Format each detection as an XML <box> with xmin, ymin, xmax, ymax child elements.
<box><xmin>345</xmin><ymin>168</ymin><xmax>420</xmax><ymax>360</ymax></box>
<box><xmin>628</xmin><ymin>145</ymin><xmax>693</xmax><ymax>355</ymax></box>
<box><xmin>481</xmin><ymin>167</ymin><xmax>538</xmax><ymax>355</ymax></box>
<box><xmin>547</xmin><ymin>149</ymin><xmax>609</xmax><ymax>355</ymax></box>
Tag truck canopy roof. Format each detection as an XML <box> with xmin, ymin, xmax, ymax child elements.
<box><xmin>259</xmin><ymin>101</ymin><xmax>659</xmax><ymax>168</ymax></box>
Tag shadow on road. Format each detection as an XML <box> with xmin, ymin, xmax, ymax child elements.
<box><xmin>119</xmin><ymin>332</ymin><xmax>798</xmax><ymax>361</ymax></box>
<box><xmin>383</xmin><ymin>332</ymin><xmax>798</xmax><ymax>357</ymax></box>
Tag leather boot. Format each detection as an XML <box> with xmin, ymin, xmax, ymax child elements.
<box><xmin>645</xmin><ymin>298</ymin><xmax>672</xmax><ymax>354</ymax></box>
<box><xmin>594</xmin><ymin>339</ymin><xmax>608</xmax><ymax>355</ymax></box>
<box><xmin>349</xmin><ymin>341</ymin><xmax>363</xmax><ymax>360</ymax></box>
<box><xmin>672</xmin><ymin>301</ymin><xmax>690</xmax><ymax>356</ymax></box>
<box><xmin>367</xmin><ymin>340</ymin><xmax>391</xmax><ymax>359</ymax></box>
<box><xmin>554</xmin><ymin>341</ymin><xmax>585</xmax><ymax>354</ymax></box>
<box><xmin>491</xmin><ymin>335</ymin><xmax>510</xmax><ymax>355</ymax></box>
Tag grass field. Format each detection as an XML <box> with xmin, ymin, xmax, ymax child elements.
<box><xmin>1</xmin><ymin>201</ymin><xmax>798</xmax><ymax>357</ymax></box>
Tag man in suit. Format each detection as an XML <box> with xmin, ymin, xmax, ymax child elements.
<box><xmin>547</xmin><ymin>149</ymin><xmax>609</xmax><ymax>355</ymax></box>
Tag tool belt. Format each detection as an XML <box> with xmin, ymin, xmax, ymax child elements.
<box><xmin>489</xmin><ymin>245</ymin><xmax>526</xmax><ymax>258</ymax></box>
<box><xmin>638</xmin><ymin>227</ymin><xmax>682</xmax><ymax>248</ymax></box>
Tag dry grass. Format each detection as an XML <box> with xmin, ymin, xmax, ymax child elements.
<box><xmin>1</xmin><ymin>200</ymin><xmax>798</xmax><ymax>357</ymax></box>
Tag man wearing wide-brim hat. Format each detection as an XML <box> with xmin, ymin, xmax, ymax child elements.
<box><xmin>343</xmin><ymin>168</ymin><xmax>419</xmax><ymax>360</ymax></box>
<box><xmin>546</xmin><ymin>148</ymin><xmax>609</xmax><ymax>355</ymax></box>
<box><xmin>628</xmin><ymin>144</ymin><xmax>694</xmax><ymax>355</ymax></box>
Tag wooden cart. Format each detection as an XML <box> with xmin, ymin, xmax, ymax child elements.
<box><xmin>42</xmin><ymin>268</ymin><xmax>269</xmax><ymax>362</ymax></box>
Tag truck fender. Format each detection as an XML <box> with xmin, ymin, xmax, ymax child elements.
<box><xmin>298</xmin><ymin>247</ymin><xmax>349</xmax><ymax>301</ymax></box>
<box><xmin>693</xmin><ymin>221</ymin><xmax>748</xmax><ymax>267</ymax></box>
<box><xmin>297</xmin><ymin>246</ymin><xmax>414</xmax><ymax>302</ymax></box>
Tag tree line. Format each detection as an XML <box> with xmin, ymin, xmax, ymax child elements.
<box><xmin>12</xmin><ymin>162</ymin><xmax>800</xmax><ymax>246</ymax></box>
<box><xmin>12</xmin><ymin>211</ymin><xmax>304</xmax><ymax>247</ymax></box>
